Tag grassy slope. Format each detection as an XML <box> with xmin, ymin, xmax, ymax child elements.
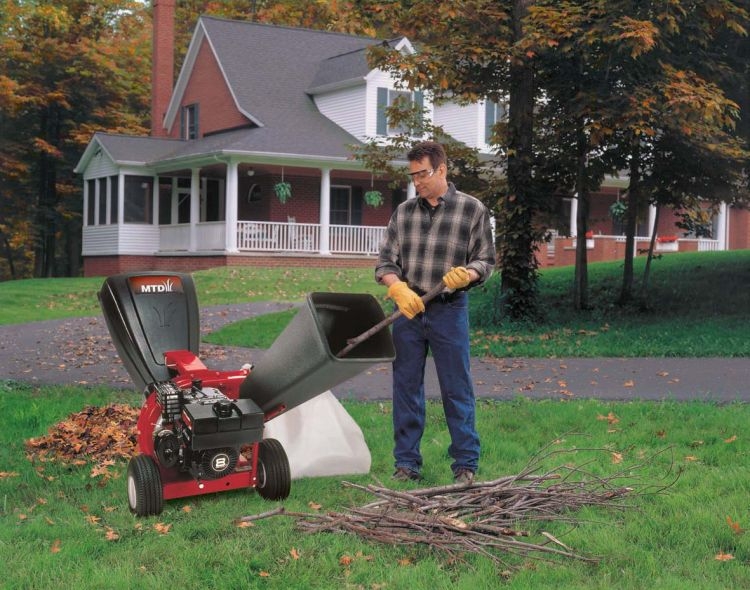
<box><xmin>1</xmin><ymin>251</ymin><xmax>748</xmax><ymax>357</ymax></box>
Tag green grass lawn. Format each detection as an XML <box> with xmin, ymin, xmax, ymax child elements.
<box><xmin>2</xmin><ymin>250</ymin><xmax>749</xmax><ymax>357</ymax></box>
<box><xmin>1</xmin><ymin>251</ymin><xmax>750</xmax><ymax>587</ymax></box>
<box><xmin>2</xmin><ymin>382</ymin><xmax>750</xmax><ymax>589</ymax></box>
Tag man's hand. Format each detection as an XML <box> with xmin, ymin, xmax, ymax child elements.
<box><xmin>387</xmin><ymin>281</ymin><xmax>425</xmax><ymax>319</ymax></box>
<box><xmin>442</xmin><ymin>266</ymin><xmax>472</xmax><ymax>290</ymax></box>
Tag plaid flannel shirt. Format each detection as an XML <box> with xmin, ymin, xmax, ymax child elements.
<box><xmin>375</xmin><ymin>183</ymin><xmax>495</xmax><ymax>293</ymax></box>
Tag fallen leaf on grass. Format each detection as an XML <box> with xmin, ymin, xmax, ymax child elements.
<box><xmin>308</xmin><ymin>501</ymin><xmax>322</xmax><ymax>510</ymax></box>
<box><xmin>715</xmin><ymin>552</ymin><xmax>734</xmax><ymax>561</ymax></box>
<box><xmin>0</xmin><ymin>471</ymin><xmax>19</xmax><ymax>479</ymax></box>
<box><xmin>290</xmin><ymin>547</ymin><xmax>300</xmax><ymax>560</ymax></box>
<box><xmin>611</xmin><ymin>452</ymin><xmax>623</xmax><ymax>464</ymax></box>
<box><xmin>684</xmin><ymin>456</ymin><xmax>699</xmax><ymax>462</ymax></box>
<box><xmin>236</xmin><ymin>520</ymin><xmax>254</xmax><ymax>528</ymax></box>
<box><xmin>104</xmin><ymin>527</ymin><xmax>120</xmax><ymax>541</ymax></box>
<box><xmin>724</xmin><ymin>435</ymin><xmax>737</xmax><ymax>444</ymax></box>
<box><xmin>51</xmin><ymin>539</ymin><xmax>62</xmax><ymax>554</ymax></box>
<box><xmin>727</xmin><ymin>516</ymin><xmax>744</xmax><ymax>535</ymax></box>
<box><xmin>596</xmin><ymin>412</ymin><xmax>620</xmax><ymax>425</ymax></box>
<box><xmin>153</xmin><ymin>522</ymin><xmax>171</xmax><ymax>535</ymax></box>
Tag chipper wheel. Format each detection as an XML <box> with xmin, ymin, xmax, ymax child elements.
<box><xmin>127</xmin><ymin>454</ymin><xmax>164</xmax><ymax>516</ymax></box>
<box><xmin>256</xmin><ymin>438</ymin><xmax>291</xmax><ymax>501</ymax></box>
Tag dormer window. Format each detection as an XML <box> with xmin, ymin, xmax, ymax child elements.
<box><xmin>484</xmin><ymin>100</ymin><xmax>506</xmax><ymax>146</ymax></box>
<box><xmin>376</xmin><ymin>88</ymin><xmax>424</xmax><ymax>136</ymax></box>
<box><xmin>181</xmin><ymin>104</ymin><xmax>199</xmax><ymax>139</ymax></box>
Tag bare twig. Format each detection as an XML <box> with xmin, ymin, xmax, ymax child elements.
<box><xmin>238</xmin><ymin>444</ymin><xmax>678</xmax><ymax>569</ymax></box>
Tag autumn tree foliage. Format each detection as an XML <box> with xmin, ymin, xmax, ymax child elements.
<box><xmin>0</xmin><ymin>0</ymin><xmax>151</xmax><ymax>279</ymax></box>
<box><xmin>524</xmin><ymin>0</ymin><xmax>750</xmax><ymax>306</ymax></box>
<box><xmin>365</xmin><ymin>0</ymin><xmax>749</xmax><ymax>317</ymax></box>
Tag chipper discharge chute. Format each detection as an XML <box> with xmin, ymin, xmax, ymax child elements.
<box><xmin>98</xmin><ymin>272</ymin><xmax>394</xmax><ymax>516</ymax></box>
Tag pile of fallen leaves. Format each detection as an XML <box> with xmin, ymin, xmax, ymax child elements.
<box><xmin>25</xmin><ymin>403</ymin><xmax>139</xmax><ymax>480</ymax></box>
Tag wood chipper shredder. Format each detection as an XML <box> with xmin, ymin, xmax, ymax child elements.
<box><xmin>98</xmin><ymin>271</ymin><xmax>395</xmax><ymax>516</ymax></box>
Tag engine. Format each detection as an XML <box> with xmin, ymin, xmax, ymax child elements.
<box><xmin>149</xmin><ymin>380</ymin><xmax>264</xmax><ymax>480</ymax></box>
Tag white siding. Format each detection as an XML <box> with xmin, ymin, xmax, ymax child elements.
<box><xmin>314</xmin><ymin>85</ymin><xmax>367</xmax><ymax>140</ymax></box>
<box><xmin>434</xmin><ymin>102</ymin><xmax>483</xmax><ymax>150</ymax></box>
<box><xmin>83</xmin><ymin>148</ymin><xmax>118</xmax><ymax>179</ymax></box>
<box><xmin>363</xmin><ymin>69</ymin><xmax>434</xmax><ymax>138</ymax></box>
<box><xmin>82</xmin><ymin>224</ymin><xmax>159</xmax><ymax>256</ymax></box>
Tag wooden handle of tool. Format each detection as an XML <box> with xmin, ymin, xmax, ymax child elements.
<box><xmin>336</xmin><ymin>281</ymin><xmax>447</xmax><ymax>358</ymax></box>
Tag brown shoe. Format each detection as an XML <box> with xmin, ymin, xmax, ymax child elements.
<box><xmin>453</xmin><ymin>468</ymin><xmax>475</xmax><ymax>484</ymax></box>
<box><xmin>392</xmin><ymin>467</ymin><xmax>422</xmax><ymax>482</ymax></box>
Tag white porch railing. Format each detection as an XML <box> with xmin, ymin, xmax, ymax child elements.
<box><xmin>235</xmin><ymin>221</ymin><xmax>385</xmax><ymax>255</ymax></box>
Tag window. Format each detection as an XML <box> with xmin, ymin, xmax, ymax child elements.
<box><xmin>376</xmin><ymin>87</ymin><xmax>424</xmax><ymax>136</ymax></box>
<box><xmin>330</xmin><ymin>186</ymin><xmax>362</xmax><ymax>225</ymax></box>
<box><xmin>181</xmin><ymin>104</ymin><xmax>199</xmax><ymax>139</ymax></box>
<box><xmin>110</xmin><ymin>175</ymin><xmax>119</xmax><ymax>224</ymax></box>
<box><xmin>86</xmin><ymin>178</ymin><xmax>96</xmax><ymax>225</ymax></box>
<box><xmin>123</xmin><ymin>176</ymin><xmax>153</xmax><ymax>223</ymax></box>
<box><xmin>484</xmin><ymin>100</ymin><xmax>506</xmax><ymax>146</ymax></box>
<box><xmin>97</xmin><ymin>178</ymin><xmax>107</xmax><ymax>225</ymax></box>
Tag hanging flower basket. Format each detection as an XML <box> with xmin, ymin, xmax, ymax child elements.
<box><xmin>274</xmin><ymin>181</ymin><xmax>292</xmax><ymax>204</ymax></box>
<box><xmin>364</xmin><ymin>190</ymin><xmax>383</xmax><ymax>208</ymax></box>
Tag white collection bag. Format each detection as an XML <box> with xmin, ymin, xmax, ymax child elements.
<box><xmin>263</xmin><ymin>390</ymin><xmax>371</xmax><ymax>479</ymax></box>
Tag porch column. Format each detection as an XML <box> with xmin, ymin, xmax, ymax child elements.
<box><xmin>319</xmin><ymin>167</ymin><xmax>331</xmax><ymax>255</ymax></box>
<box><xmin>105</xmin><ymin>176</ymin><xmax>112</xmax><ymax>224</ymax></box>
<box><xmin>717</xmin><ymin>202</ymin><xmax>728</xmax><ymax>250</ymax></box>
<box><xmin>648</xmin><ymin>204</ymin><xmax>656</xmax><ymax>237</ymax></box>
<box><xmin>117</xmin><ymin>173</ymin><xmax>125</xmax><ymax>224</ymax></box>
<box><xmin>225</xmin><ymin>160</ymin><xmax>239</xmax><ymax>252</ymax></box>
<box><xmin>83</xmin><ymin>178</ymin><xmax>89</xmax><ymax>226</ymax></box>
<box><xmin>569</xmin><ymin>195</ymin><xmax>578</xmax><ymax>236</ymax></box>
<box><xmin>189</xmin><ymin>167</ymin><xmax>199</xmax><ymax>252</ymax></box>
<box><xmin>93</xmin><ymin>177</ymin><xmax>100</xmax><ymax>225</ymax></box>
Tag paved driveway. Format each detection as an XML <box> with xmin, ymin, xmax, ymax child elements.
<box><xmin>0</xmin><ymin>304</ymin><xmax>747</xmax><ymax>402</ymax></box>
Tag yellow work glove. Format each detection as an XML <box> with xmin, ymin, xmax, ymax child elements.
<box><xmin>387</xmin><ymin>281</ymin><xmax>425</xmax><ymax>320</ymax></box>
<box><xmin>442</xmin><ymin>266</ymin><xmax>472</xmax><ymax>290</ymax></box>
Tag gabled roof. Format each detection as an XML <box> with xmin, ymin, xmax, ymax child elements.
<box><xmin>161</xmin><ymin>17</ymin><xmax>385</xmax><ymax>160</ymax></box>
<box><xmin>74</xmin><ymin>133</ymin><xmax>184</xmax><ymax>173</ymax></box>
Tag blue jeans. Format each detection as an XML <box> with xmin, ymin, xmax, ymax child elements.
<box><xmin>391</xmin><ymin>291</ymin><xmax>479</xmax><ymax>475</ymax></box>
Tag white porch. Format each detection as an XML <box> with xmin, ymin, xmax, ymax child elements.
<box><xmin>83</xmin><ymin>221</ymin><xmax>386</xmax><ymax>257</ymax></box>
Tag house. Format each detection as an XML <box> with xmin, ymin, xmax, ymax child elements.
<box><xmin>74</xmin><ymin>3</ymin><xmax>440</xmax><ymax>277</ymax></box>
<box><xmin>75</xmin><ymin>1</ymin><xmax>749</xmax><ymax>277</ymax></box>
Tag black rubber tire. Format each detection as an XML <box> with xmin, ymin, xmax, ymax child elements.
<box><xmin>127</xmin><ymin>454</ymin><xmax>164</xmax><ymax>516</ymax></box>
<box><xmin>256</xmin><ymin>439</ymin><xmax>291</xmax><ymax>501</ymax></box>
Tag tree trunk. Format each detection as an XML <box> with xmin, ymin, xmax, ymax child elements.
<box><xmin>640</xmin><ymin>205</ymin><xmax>661</xmax><ymax>301</ymax></box>
<box><xmin>618</xmin><ymin>142</ymin><xmax>641</xmax><ymax>305</ymax></box>
<box><xmin>573</xmin><ymin>122</ymin><xmax>590</xmax><ymax>311</ymax></box>
<box><xmin>500</xmin><ymin>0</ymin><xmax>538</xmax><ymax>319</ymax></box>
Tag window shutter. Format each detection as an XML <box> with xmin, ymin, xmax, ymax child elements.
<box><xmin>376</xmin><ymin>87</ymin><xmax>388</xmax><ymax>135</ymax></box>
<box><xmin>193</xmin><ymin>103</ymin><xmax>200</xmax><ymax>138</ymax></box>
<box><xmin>414</xmin><ymin>90</ymin><xmax>424</xmax><ymax>131</ymax></box>
<box><xmin>180</xmin><ymin>107</ymin><xmax>185</xmax><ymax>139</ymax></box>
<box><xmin>484</xmin><ymin>101</ymin><xmax>496</xmax><ymax>145</ymax></box>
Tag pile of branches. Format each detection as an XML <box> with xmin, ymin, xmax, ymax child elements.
<box><xmin>243</xmin><ymin>446</ymin><xmax>675</xmax><ymax>567</ymax></box>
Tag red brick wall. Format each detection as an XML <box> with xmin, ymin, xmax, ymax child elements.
<box><xmin>84</xmin><ymin>254</ymin><xmax>377</xmax><ymax>277</ymax></box>
<box><xmin>729</xmin><ymin>208</ymin><xmax>750</xmax><ymax>249</ymax></box>
<box><xmin>167</xmin><ymin>38</ymin><xmax>248</xmax><ymax>138</ymax></box>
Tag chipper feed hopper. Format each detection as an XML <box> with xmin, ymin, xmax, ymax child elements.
<box><xmin>99</xmin><ymin>271</ymin><xmax>395</xmax><ymax>516</ymax></box>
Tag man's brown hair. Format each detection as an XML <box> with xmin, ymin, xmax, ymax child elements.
<box><xmin>407</xmin><ymin>141</ymin><xmax>447</xmax><ymax>171</ymax></box>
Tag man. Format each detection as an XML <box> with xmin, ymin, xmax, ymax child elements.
<box><xmin>375</xmin><ymin>140</ymin><xmax>495</xmax><ymax>484</ymax></box>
